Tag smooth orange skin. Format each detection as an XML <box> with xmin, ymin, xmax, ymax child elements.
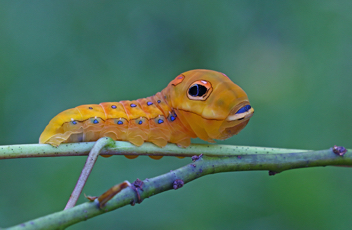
<box><xmin>39</xmin><ymin>69</ymin><xmax>253</xmax><ymax>157</ymax></box>
<box><xmin>162</xmin><ymin>69</ymin><xmax>252</xmax><ymax>142</ymax></box>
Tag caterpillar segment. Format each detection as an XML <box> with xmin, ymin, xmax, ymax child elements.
<box><xmin>39</xmin><ymin>69</ymin><xmax>254</xmax><ymax>160</ymax></box>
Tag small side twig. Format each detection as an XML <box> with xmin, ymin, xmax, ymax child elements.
<box><xmin>64</xmin><ymin>137</ymin><xmax>115</xmax><ymax>210</ymax></box>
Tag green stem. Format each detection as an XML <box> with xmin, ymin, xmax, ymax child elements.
<box><xmin>0</xmin><ymin>141</ymin><xmax>315</xmax><ymax>159</ymax></box>
<box><xmin>4</xmin><ymin>148</ymin><xmax>350</xmax><ymax>230</ymax></box>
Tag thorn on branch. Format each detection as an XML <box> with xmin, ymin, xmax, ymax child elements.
<box><xmin>191</xmin><ymin>154</ymin><xmax>203</xmax><ymax>162</ymax></box>
<box><xmin>332</xmin><ymin>145</ymin><xmax>347</xmax><ymax>156</ymax></box>
<box><xmin>84</xmin><ymin>194</ymin><xmax>98</xmax><ymax>201</ymax></box>
<box><xmin>173</xmin><ymin>179</ymin><xmax>184</xmax><ymax>190</ymax></box>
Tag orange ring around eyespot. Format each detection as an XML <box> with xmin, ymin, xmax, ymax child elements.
<box><xmin>187</xmin><ymin>80</ymin><xmax>213</xmax><ymax>101</ymax></box>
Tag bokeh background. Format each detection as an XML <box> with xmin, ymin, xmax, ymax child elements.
<box><xmin>0</xmin><ymin>1</ymin><xmax>351</xmax><ymax>229</ymax></box>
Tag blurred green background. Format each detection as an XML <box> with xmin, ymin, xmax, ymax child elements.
<box><xmin>0</xmin><ymin>1</ymin><xmax>351</xmax><ymax>229</ymax></box>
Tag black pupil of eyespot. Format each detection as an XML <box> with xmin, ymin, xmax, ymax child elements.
<box><xmin>189</xmin><ymin>84</ymin><xmax>207</xmax><ymax>97</ymax></box>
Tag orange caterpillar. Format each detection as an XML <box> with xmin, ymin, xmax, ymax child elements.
<box><xmin>39</xmin><ymin>69</ymin><xmax>254</xmax><ymax>159</ymax></box>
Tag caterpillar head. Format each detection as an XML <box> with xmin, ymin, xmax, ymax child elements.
<box><xmin>162</xmin><ymin>69</ymin><xmax>254</xmax><ymax>142</ymax></box>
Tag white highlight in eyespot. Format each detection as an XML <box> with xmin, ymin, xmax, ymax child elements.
<box><xmin>201</xmin><ymin>80</ymin><xmax>208</xmax><ymax>84</ymax></box>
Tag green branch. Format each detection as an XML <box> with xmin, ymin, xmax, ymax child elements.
<box><xmin>4</xmin><ymin>147</ymin><xmax>350</xmax><ymax>230</ymax></box>
<box><xmin>0</xmin><ymin>141</ymin><xmax>315</xmax><ymax>159</ymax></box>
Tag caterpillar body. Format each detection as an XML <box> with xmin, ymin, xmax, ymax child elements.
<box><xmin>39</xmin><ymin>69</ymin><xmax>254</xmax><ymax>159</ymax></box>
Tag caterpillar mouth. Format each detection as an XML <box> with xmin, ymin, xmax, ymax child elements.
<box><xmin>214</xmin><ymin>102</ymin><xmax>254</xmax><ymax>140</ymax></box>
<box><xmin>226</xmin><ymin>103</ymin><xmax>254</xmax><ymax>122</ymax></box>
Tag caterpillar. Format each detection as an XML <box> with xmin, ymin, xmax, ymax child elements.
<box><xmin>39</xmin><ymin>69</ymin><xmax>254</xmax><ymax>159</ymax></box>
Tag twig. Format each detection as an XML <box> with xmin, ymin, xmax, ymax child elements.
<box><xmin>0</xmin><ymin>141</ymin><xmax>313</xmax><ymax>159</ymax></box>
<box><xmin>4</xmin><ymin>147</ymin><xmax>350</xmax><ymax>230</ymax></box>
<box><xmin>64</xmin><ymin>137</ymin><xmax>115</xmax><ymax>209</ymax></box>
